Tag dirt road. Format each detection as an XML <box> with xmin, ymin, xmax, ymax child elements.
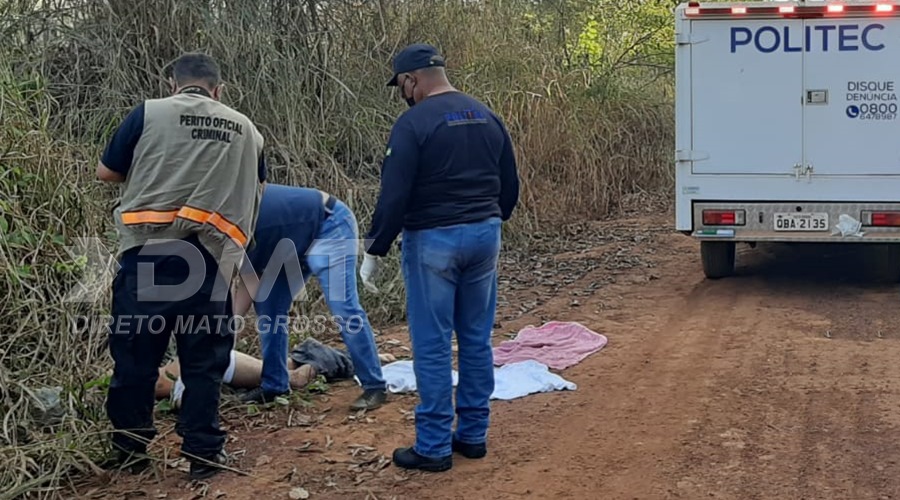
<box><xmin>79</xmin><ymin>213</ymin><xmax>900</xmax><ymax>500</ymax></box>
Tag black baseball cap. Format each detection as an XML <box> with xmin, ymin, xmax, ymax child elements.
<box><xmin>387</xmin><ymin>43</ymin><xmax>446</xmax><ymax>87</ymax></box>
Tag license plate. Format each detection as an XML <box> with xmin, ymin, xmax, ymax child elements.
<box><xmin>773</xmin><ymin>212</ymin><xmax>829</xmax><ymax>232</ymax></box>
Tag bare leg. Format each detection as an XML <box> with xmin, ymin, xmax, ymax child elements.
<box><xmin>156</xmin><ymin>350</ymin><xmax>319</xmax><ymax>407</ymax></box>
<box><xmin>227</xmin><ymin>351</ymin><xmax>263</xmax><ymax>388</ymax></box>
<box><xmin>228</xmin><ymin>351</ymin><xmax>316</xmax><ymax>390</ymax></box>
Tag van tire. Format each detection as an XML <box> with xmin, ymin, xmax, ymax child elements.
<box><xmin>701</xmin><ymin>241</ymin><xmax>736</xmax><ymax>279</ymax></box>
<box><xmin>864</xmin><ymin>243</ymin><xmax>900</xmax><ymax>283</ymax></box>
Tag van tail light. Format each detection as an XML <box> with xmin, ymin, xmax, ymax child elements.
<box><xmin>702</xmin><ymin>210</ymin><xmax>746</xmax><ymax>226</ymax></box>
<box><xmin>862</xmin><ymin>210</ymin><xmax>900</xmax><ymax>227</ymax></box>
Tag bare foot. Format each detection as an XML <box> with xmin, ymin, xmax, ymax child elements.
<box><xmin>289</xmin><ymin>364</ymin><xmax>317</xmax><ymax>389</ymax></box>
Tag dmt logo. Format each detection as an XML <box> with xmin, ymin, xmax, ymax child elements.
<box><xmin>731</xmin><ymin>24</ymin><xmax>885</xmax><ymax>53</ymax></box>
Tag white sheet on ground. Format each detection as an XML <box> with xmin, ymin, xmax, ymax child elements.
<box><xmin>380</xmin><ymin>359</ymin><xmax>576</xmax><ymax>401</ymax></box>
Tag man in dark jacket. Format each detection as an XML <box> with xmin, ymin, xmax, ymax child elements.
<box><xmin>360</xmin><ymin>43</ymin><xmax>520</xmax><ymax>472</ymax></box>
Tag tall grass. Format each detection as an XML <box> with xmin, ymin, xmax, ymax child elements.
<box><xmin>0</xmin><ymin>0</ymin><xmax>675</xmax><ymax>497</ymax></box>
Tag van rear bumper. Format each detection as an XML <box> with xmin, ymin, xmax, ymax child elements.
<box><xmin>690</xmin><ymin>201</ymin><xmax>900</xmax><ymax>243</ymax></box>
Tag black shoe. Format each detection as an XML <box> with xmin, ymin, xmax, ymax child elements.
<box><xmin>239</xmin><ymin>387</ymin><xmax>288</xmax><ymax>404</ymax></box>
<box><xmin>349</xmin><ymin>389</ymin><xmax>387</xmax><ymax>411</ymax></box>
<box><xmin>189</xmin><ymin>450</ymin><xmax>229</xmax><ymax>481</ymax></box>
<box><xmin>452</xmin><ymin>438</ymin><xmax>487</xmax><ymax>459</ymax></box>
<box><xmin>392</xmin><ymin>447</ymin><xmax>452</xmax><ymax>472</ymax></box>
<box><xmin>99</xmin><ymin>448</ymin><xmax>151</xmax><ymax>474</ymax></box>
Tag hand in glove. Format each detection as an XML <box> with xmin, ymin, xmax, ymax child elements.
<box><xmin>359</xmin><ymin>253</ymin><xmax>382</xmax><ymax>293</ymax></box>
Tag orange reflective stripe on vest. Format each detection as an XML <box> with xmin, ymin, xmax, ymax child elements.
<box><xmin>175</xmin><ymin>206</ymin><xmax>248</xmax><ymax>247</ymax></box>
<box><xmin>120</xmin><ymin>206</ymin><xmax>248</xmax><ymax>247</ymax></box>
<box><xmin>120</xmin><ymin>210</ymin><xmax>177</xmax><ymax>225</ymax></box>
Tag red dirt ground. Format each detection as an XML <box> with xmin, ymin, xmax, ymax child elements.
<box><xmin>73</xmin><ymin>213</ymin><xmax>900</xmax><ymax>499</ymax></box>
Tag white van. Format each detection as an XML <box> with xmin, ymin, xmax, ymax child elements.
<box><xmin>675</xmin><ymin>0</ymin><xmax>900</xmax><ymax>278</ymax></box>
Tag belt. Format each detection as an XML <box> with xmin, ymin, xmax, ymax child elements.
<box><xmin>324</xmin><ymin>193</ymin><xmax>336</xmax><ymax>217</ymax></box>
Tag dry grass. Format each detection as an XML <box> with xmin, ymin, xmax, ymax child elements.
<box><xmin>0</xmin><ymin>0</ymin><xmax>675</xmax><ymax>497</ymax></box>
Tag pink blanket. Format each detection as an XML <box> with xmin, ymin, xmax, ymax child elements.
<box><xmin>492</xmin><ymin>321</ymin><xmax>608</xmax><ymax>370</ymax></box>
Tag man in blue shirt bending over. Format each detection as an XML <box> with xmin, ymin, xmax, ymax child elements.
<box><xmin>234</xmin><ymin>184</ymin><xmax>388</xmax><ymax>411</ymax></box>
<box><xmin>359</xmin><ymin>44</ymin><xmax>520</xmax><ymax>472</ymax></box>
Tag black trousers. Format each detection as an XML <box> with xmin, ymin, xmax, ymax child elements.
<box><xmin>105</xmin><ymin>242</ymin><xmax>235</xmax><ymax>460</ymax></box>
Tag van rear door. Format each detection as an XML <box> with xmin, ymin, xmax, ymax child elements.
<box><xmin>803</xmin><ymin>18</ymin><xmax>900</xmax><ymax>176</ymax></box>
<box><xmin>689</xmin><ymin>19</ymin><xmax>803</xmax><ymax>175</ymax></box>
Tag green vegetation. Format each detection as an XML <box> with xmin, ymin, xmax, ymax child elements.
<box><xmin>0</xmin><ymin>0</ymin><xmax>677</xmax><ymax>496</ymax></box>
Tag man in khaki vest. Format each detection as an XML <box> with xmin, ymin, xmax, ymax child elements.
<box><xmin>96</xmin><ymin>52</ymin><xmax>265</xmax><ymax>480</ymax></box>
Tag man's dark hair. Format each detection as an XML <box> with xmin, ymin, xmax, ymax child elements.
<box><xmin>171</xmin><ymin>52</ymin><xmax>221</xmax><ymax>89</ymax></box>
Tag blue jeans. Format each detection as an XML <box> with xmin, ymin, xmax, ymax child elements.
<box><xmin>401</xmin><ymin>217</ymin><xmax>502</xmax><ymax>458</ymax></box>
<box><xmin>255</xmin><ymin>200</ymin><xmax>387</xmax><ymax>393</ymax></box>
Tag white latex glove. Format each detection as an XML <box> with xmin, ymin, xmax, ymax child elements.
<box><xmin>359</xmin><ymin>253</ymin><xmax>382</xmax><ymax>293</ymax></box>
